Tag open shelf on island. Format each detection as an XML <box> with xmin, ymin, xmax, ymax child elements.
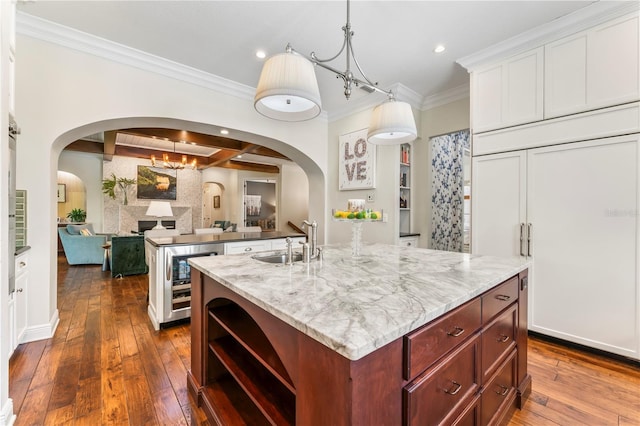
<box><xmin>206</xmin><ymin>301</ymin><xmax>295</xmax><ymax>426</ymax></box>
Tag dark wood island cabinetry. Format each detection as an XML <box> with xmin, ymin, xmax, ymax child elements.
<box><xmin>187</xmin><ymin>244</ymin><xmax>530</xmax><ymax>425</ymax></box>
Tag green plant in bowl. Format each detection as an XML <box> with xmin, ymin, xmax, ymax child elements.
<box><xmin>67</xmin><ymin>208</ymin><xmax>87</xmax><ymax>223</ymax></box>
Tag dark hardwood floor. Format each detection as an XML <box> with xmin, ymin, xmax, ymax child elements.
<box><xmin>8</xmin><ymin>255</ymin><xmax>640</xmax><ymax>425</ymax></box>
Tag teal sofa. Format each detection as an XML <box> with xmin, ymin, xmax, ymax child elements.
<box><xmin>58</xmin><ymin>224</ymin><xmax>108</xmax><ymax>265</ymax></box>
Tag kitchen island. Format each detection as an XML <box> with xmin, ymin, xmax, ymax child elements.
<box><xmin>188</xmin><ymin>243</ymin><xmax>531</xmax><ymax>425</ymax></box>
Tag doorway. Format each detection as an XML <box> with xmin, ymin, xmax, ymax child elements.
<box><xmin>430</xmin><ymin>129</ymin><xmax>471</xmax><ymax>253</ymax></box>
<box><xmin>243</xmin><ymin>179</ymin><xmax>276</xmax><ymax>231</ymax></box>
<box><xmin>202</xmin><ymin>182</ymin><xmax>225</xmax><ymax>228</ymax></box>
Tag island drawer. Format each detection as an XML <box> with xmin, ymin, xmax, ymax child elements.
<box><xmin>482</xmin><ymin>275</ymin><xmax>518</xmax><ymax>323</ymax></box>
<box><xmin>403</xmin><ymin>333</ymin><xmax>481</xmax><ymax>426</ymax></box>
<box><xmin>481</xmin><ymin>303</ymin><xmax>517</xmax><ymax>382</ymax></box>
<box><xmin>224</xmin><ymin>240</ymin><xmax>271</xmax><ymax>255</ymax></box>
<box><xmin>404</xmin><ymin>298</ymin><xmax>481</xmax><ymax>380</ymax></box>
<box><xmin>481</xmin><ymin>349</ymin><xmax>517</xmax><ymax>426</ymax></box>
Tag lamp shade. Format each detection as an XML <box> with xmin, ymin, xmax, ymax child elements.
<box><xmin>254</xmin><ymin>51</ymin><xmax>322</xmax><ymax>121</ymax></box>
<box><xmin>367</xmin><ymin>100</ymin><xmax>417</xmax><ymax>145</ymax></box>
<box><xmin>145</xmin><ymin>201</ymin><xmax>173</xmax><ymax>218</ymax></box>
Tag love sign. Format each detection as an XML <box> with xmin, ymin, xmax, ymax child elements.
<box><xmin>339</xmin><ymin>128</ymin><xmax>376</xmax><ymax>190</ymax></box>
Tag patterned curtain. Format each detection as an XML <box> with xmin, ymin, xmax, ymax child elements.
<box><xmin>430</xmin><ymin>130</ymin><xmax>470</xmax><ymax>252</ymax></box>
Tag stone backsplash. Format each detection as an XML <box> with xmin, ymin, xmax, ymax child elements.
<box><xmin>103</xmin><ymin>157</ymin><xmax>202</xmax><ymax>234</ymax></box>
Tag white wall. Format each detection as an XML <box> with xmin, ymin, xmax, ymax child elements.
<box><xmin>280</xmin><ymin>163</ymin><xmax>309</xmax><ymax>232</ymax></box>
<box><xmin>58</xmin><ymin>151</ymin><xmax>104</xmax><ymax>231</ymax></box>
<box><xmin>327</xmin><ymin>108</ymin><xmax>422</xmax><ymax>245</ymax></box>
<box><xmin>414</xmin><ymin>98</ymin><xmax>470</xmax><ymax>248</ymax></box>
<box><xmin>202</xmin><ymin>167</ymin><xmax>239</xmax><ymax>227</ymax></box>
<box><xmin>14</xmin><ymin>34</ymin><xmax>327</xmax><ymax>350</ymax></box>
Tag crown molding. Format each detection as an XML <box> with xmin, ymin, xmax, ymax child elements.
<box><xmin>457</xmin><ymin>1</ymin><xmax>639</xmax><ymax>71</ymax></box>
<box><xmin>17</xmin><ymin>12</ymin><xmax>258</xmax><ymax>101</ymax></box>
<box><xmin>421</xmin><ymin>84</ymin><xmax>469</xmax><ymax>110</ymax></box>
<box><xmin>17</xmin><ymin>12</ymin><xmax>330</xmax><ymax>123</ymax></box>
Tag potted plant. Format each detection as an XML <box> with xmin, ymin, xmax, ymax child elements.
<box><xmin>66</xmin><ymin>208</ymin><xmax>87</xmax><ymax>223</ymax></box>
<box><xmin>102</xmin><ymin>173</ymin><xmax>137</xmax><ymax>205</ymax></box>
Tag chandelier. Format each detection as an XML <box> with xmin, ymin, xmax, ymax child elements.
<box><xmin>150</xmin><ymin>141</ymin><xmax>197</xmax><ymax>170</ymax></box>
<box><xmin>254</xmin><ymin>0</ymin><xmax>417</xmax><ymax>145</ymax></box>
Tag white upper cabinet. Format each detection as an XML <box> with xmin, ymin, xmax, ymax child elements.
<box><xmin>472</xmin><ymin>48</ymin><xmax>544</xmax><ymax>133</ymax></box>
<box><xmin>545</xmin><ymin>13</ymin><xmax>639</xmax><ymax>118</ymax></box>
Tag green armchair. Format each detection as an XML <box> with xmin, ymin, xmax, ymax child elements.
<box><xmin>58</xmin><ymin>224</ymin><xmax>108</xmax><ymax>265</ymax></box>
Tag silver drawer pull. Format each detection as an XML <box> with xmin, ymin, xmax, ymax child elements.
<box><xmin>19</xmin><ymin>261</ymin><xmax>26</xmax><ymax>267</ymax></box>
<box><xmin>444</xmin><ymin>381</ymin><xmax>462</xmax><ymax>395</ymax></box>
<box><xmin>244</xmin><ymin>247</ymin><xmax>253</xmax><ymax>252</ymax></box>
<box><xmin>497</xmin><ymin>334</ymin><xmax>510</xmax><ymax>343</ymax></box>
<box><xmin>446</xmin><ymin>327</ymin><xmax>465</xmax><ymax>337</ymax></box>
<box><xmin>496</xmin><ymin>384</ymin><xmax>509</xmax><ymax>396</ymax></box>
<box><xmin>495</xmin><ymin>294</ymin><xmax>511</xmax><ymax>301</ymax></box>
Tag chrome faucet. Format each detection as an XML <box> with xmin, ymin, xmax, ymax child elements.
<box><xmin>302</xmin><ymin>220</ymin><xmax>320</xmax><ymax>260</ymax></box>
<box><xmin>285</xmin><ymin>237</ymin><xmax>294</xmax><ymax>265</ymax></box>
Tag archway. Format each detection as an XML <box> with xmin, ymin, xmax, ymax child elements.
<box><xmin>56</xmin><ymin>171</ymin><xmax>86</xmax><ymax>223</ymax></box>
<box><xmin>202</xmin><ymin>182</ymin><xmax>225</xmax><ymax>228</ymax></box>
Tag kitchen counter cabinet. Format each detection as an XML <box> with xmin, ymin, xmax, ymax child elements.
<box><xmin>188</xmin><ymin>244</ymin><xmax>530</xmax><ymax>425</ymax></box>
<box><xmin>145</xmin><ymin>231</ymin><xmax>305</xmax><ymax>330</ymax></box>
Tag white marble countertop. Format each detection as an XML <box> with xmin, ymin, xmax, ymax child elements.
<box><xmin>189</xmin><ymin>243</ymin><xmax>529</xmax><ymax>361</ymax></box>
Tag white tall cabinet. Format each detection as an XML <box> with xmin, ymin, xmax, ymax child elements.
<box><xmin>473</xmin><ymin>135</ymin><xmax>639</xmax><ymax>359</ymax></box>
<box><xmin>466</xmin><ymin>7</ymin><xmax>640</xmax><ymax>360</ymax></box>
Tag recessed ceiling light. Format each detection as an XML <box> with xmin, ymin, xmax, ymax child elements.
<box><xmin>434</xmin><ymin>45</ymin><xmax>446</xmax><ymax>54</ymax></box>
<box><xmin>256</xmin><ymin>50</ymin><xmax>266</xmax><ymax>59</ymax></box>
<box><xmin>220</xmin><ymin>129</ymin><xmax>229</xmax><ymax>135</ymax></box>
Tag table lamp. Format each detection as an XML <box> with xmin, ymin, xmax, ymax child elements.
<box><xmin>145</xmin><ymin>201</ymin><xmax>174</xmax><ymax>230</ymax></box>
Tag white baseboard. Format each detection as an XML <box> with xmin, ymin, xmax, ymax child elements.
<box><xmin>20</xmin><ymin>309</ymin><xmax>59</xmax><ymax>344</ymax></box>
<box><xmin>0</xmin><ymin>398</ymin><xmax>15</xmax><ymax>426</ymax></box>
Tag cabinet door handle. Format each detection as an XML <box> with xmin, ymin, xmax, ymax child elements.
<box><xmin>446</xmin><ymin>327</ymin><xmax>465</xmax><ymax>337</ymax></box>
<box><xmin>19</xmin><ymin>261</ymin><xmax>26</xmax><ymax>267</ymax></box>
<box><xmin>495</xmin><ymin>294</ymin><xmax>511</xmax><ymax>301</ymax></box>
<box><xmin>496</xmin><ymin>384</ymin><xmax>509</xmax><ymax>396</ymax></box>
<box><xmin>244</xmin><ymin>247</ymin><xmax>253</xmax><ymax>252</ymax></box>
<box><xmin>444</xmin><ymin>381</ymin><xmax>462</xmax><ymax>395</ymax></box>
<box><xmin>17</xmin><ymin>288</ymin><xmax>23</xmax><ymax>293</ymax></box>
<box><xmin>497</xmin><ymin>334</ymin><xmax>510</xmax><ymax>343</ymax></box>
<box><xmin>166</xmin><ymin>252</ymin><xmax>172</xmax><ymax>281</ymax></box>
<box><xmin>527</xmin><ymin>223</ymin><xmax>533</xmax><ymax>257</ymax></box>
<box><xmin>519</xmin><ymin>223</ymin><xmax>526</xmax><ymax>256</ymax></box>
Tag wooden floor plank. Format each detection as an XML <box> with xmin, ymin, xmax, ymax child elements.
<box><xmin>74</xmin><ymin>376</ymin><xmax>101</xmax><ymax>418</ymax></box>
<box><xmin>43</xmin><ymin>404</ymin><xmax>75</xmax><ymax>426</ymax></box>
<box><xmin>152</xmin><ymin>387</ymin><xmax>189</xmax><ymax>426</ymax></box>
<box><xmin>9</xmin><ymin>256</ymin><xmax>640</xmax><ymax>425</ymax></box>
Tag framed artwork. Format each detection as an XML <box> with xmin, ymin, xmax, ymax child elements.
<box><xmin>213</xmin><ymin>195</ymin><xmax>220</xmax><ymax>209</ymax></box>
<box><xmin>338</xmin><ymin>128</ymin><xmax>376</xmax><ymax>190</ymax></box>
<box><xmin>57</xmin><ymin>184</ymin><xmax>66</xmax><ymax>203</ymax></box>
<box><xmin>245</xmin><ymin>195</ymin><xmax>261</xmax><ymax>216</ymax></box>
<box><xmin>136</xmin><ymin>165</ymin><xmax>177</xmax><ymax>200</ymax></box>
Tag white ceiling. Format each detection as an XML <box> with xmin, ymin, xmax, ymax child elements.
<box><xmin>17</xmin><ymin>0</ymin><xmax>598</xmax><ymax>117</ymax></box>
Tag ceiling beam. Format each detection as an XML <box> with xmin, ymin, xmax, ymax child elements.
<box><xmin>118</xmin><ymin>128</ymin><xmax>290</xmax><ymax>160</ymax></box>
<box><xmin>103</xmin><ymin>130</ymin><xmax>116</xmax><ymax>161</ymax></box>
<box><xmin>64</xmin><ymin>140</ymin><xmax>105</xmax><ymax>154</ymax></box>
<box><xmin>218</xmin><ymin>160</ymin><xmax>280</xmax><ymax>174</ymax></box>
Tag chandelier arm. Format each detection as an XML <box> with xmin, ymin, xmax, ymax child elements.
<box><xmin>312</xmin><ymin>60</ymin><xmax>348</xmax><ymax>82</ymax></box>
<box><xmin>308</xmin><ymin>34</ymin><xmax>348</xmax><ymax>64</ymax></box>
<box><xmin>354</xmin><ymin>78</ymin><xmax>393</xmax><ymax>98</ymax></box>
<box><xmin>348</xmin><ymin>41</ymin><xmax>378</xmax><ymax>89</ymax></box>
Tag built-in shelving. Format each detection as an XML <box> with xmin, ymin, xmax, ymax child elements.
<box><xmin>207</xmin><ymin>302</ymin><xmax>295</xmax><ymax>425</ymax></box>
<box><xmin>400</xmin><ymin>143</ymin><xmax>411</xmax><ymax>235</ymax></box>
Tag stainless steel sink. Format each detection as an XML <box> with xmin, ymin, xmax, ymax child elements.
<box><xmin>252</xmin><ymin>252</ymin><xmax>303</xmax><ymax>264</ymax></box>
